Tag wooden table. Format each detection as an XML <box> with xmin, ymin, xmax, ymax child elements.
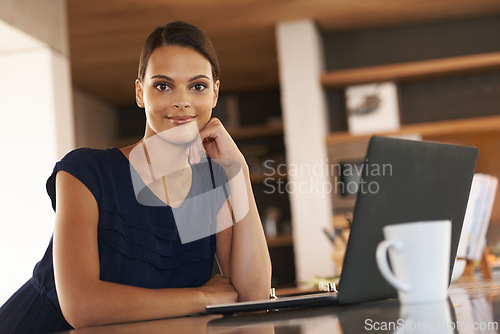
<box><xmin>63</xmin><ymin>276</ymin><xmax>500</xmax><ymax>333</ymax></box>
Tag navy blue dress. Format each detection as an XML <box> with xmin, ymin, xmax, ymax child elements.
<box><xmin>0</xmin><ymin>147</ymin><xmax>228</xmax><ymax>333</ymax></box>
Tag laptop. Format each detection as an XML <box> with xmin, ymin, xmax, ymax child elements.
<box><xmin>206</xmin><ymin>136</ymin><xmax>479</xmax><ymax>314</ymax></box>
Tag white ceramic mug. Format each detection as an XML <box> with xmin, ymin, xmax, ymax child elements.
<box><xmin>395</xmin><ymin>301</ymin><xmax>453</xmax><ymax>334</ymax></box>
<box><xmin>376</xmin><ymin>220</ymin><xmax>451</xmax><ymax>304</ymax></box>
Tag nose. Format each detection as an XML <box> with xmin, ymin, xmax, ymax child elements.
<box><xmin>172</xmin><ymin>89</ymin><xmax>191</xmax><ymax>109</ymax></box>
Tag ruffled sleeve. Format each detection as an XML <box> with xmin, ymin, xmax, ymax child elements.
<box><xmin>46</xmin><ymin>148</ymin><xmax>106</xmax><ymax>210</ymax></box>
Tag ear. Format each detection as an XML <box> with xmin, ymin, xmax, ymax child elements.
<box><xmin>212</xmin><ymin>80</ymin><xmax>220</xmax><ymax>108</ymax></box>
<box><xmin>135</xmin><ymin>79</ymin><xmax>145</xmax><ymax>108</ymax></box>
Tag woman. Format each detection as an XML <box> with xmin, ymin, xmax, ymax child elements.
<box><xmin>0</xmin><ymin>21</ymin><xmax>271</xmax><ymax>332</ymax></box>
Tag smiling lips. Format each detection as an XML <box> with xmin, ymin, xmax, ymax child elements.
<box><xmin>167</xmin><ymin>115</ymin><xmax>196</xmax><ymax>125</ymax></box>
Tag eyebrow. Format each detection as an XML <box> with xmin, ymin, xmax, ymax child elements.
<box><xmin>150</xmin><ymin>74</ymin><xmax>210</xmax><ymax>82</ymax></box>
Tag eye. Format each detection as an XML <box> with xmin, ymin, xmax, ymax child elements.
<box><xmin>191</xmin><ymin>83</ymin><xmax>207</xmax><ymax>92</ymax></box>
<box><xmin>154</xmin><ymin>82</ymin><xmax>171</xmax><ymax>92</ymax></box>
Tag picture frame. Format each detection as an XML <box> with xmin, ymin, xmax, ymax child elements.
<box><xmin>345</xmin><ymin>82</ymin><xmax>400</xmax><ymax>135</ymax></box>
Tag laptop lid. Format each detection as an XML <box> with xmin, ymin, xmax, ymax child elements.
<box><xmin>338</xmin><ymin>136</ymin><xmax>478</xmax><ymax>304</ymax></box>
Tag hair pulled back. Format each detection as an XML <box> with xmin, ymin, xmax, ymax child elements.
<box><xmin>138</xmin><ymin>21</ymin><xmax>220</xmax><ymax>82</ymax></box>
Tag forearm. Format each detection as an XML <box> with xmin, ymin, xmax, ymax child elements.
<box><xmin>60</xmin><ymin>279</ymin><xmax>207</xmax><ymax>328</ymax></box>
<box><xmin>227</xmin><ymin>165</ymin><xmax>272</xmax><ymax>301</ymax></box>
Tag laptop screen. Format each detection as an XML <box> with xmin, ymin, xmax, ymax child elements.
<box><xmin>338</xmin><ymin>136</ymin><xmax>478</xmax><ymax>304</ymax></box>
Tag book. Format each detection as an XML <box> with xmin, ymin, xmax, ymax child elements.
<box><xmin>457</xmin><ymin>174</ymin><xmax>498</xmax><ymax>261</ymax></box>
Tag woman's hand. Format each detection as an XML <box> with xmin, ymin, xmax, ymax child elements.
<box><xmin>200</xmin><ymin>118</ymin><xmax>245</xmax><ymax>164</ymax></box>
<box><xmin>187</xmin><ymin>118</ymin><xmax>271</xmax><ymax>303</ymax></box>
<box><xmin>187</xmin><ymin>118</ymin><xmax>246</xmax><ymax>169</ymax></box>
<box><xmin>199</xmin><ymin>274</ymin><xmax>238</xmax><ymax>305</ymax></box>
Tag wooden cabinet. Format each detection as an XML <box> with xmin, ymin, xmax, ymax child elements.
<box><xmin>321</xmin><ymin>52</ymin><xmax>500</xmax><ymax>88</ymax></box>
<box><xmin>228</xmin><ymin>122</ymin><xmax>296</xmax><ymax>287</ymax></box>
<box><xmin>322</xmin><ymin>52</ymin><xmax>500</xmax><ymax>252</ymax></box>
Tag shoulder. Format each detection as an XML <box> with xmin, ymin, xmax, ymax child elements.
<box><xmin>56</xmin><ymin>147</ymin><xmax>125</xmax><ymax>179</ymax></box>
<box><xmin>55</xmin><ymin>147</ymin><xmax>119</xmax><ymax>184</ymax></box>
<box><xmin>60</xmin><ymin>147</ymin><xmax>117</xmax><ymax>166</ymax></box>
<box><xmin>47</xmin><ymin>147</ymin><xmax>121</xmax><ymax>210</ymax></box>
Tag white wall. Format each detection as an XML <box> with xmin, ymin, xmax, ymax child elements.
<box><xmin>275</xmin><ymin>20</ymin><xmax>335</xmax><ymax>283</ymax></box>
<box><xmin>73</xmin><ymin>87</ymin><xmax>117</xmax><ymax>149</ymax></box>
<box><xmin>0</xmin><ymin>0</ymin><xmax>68</xmax><ymax>56</ymax></box>
<box><xmin>0</xmin><ymin>20</ymin><xmax>74</xmax><ymax>304</ymax></box>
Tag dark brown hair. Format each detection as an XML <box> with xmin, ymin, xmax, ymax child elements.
<box><xmin>137</xmin><ymin>21</ymin><xmax>220</xmax><ymax>82</ymax></box>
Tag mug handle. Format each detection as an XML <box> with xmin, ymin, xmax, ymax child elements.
<box><xmin>376</xmin><ymin>240</ymin><xmax>411</xmax><ymax>292</ymax></box>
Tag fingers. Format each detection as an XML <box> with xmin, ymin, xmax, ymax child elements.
<box><xmin>191</xmin><ymin>143</ymin><xmax>200</xmax><ymax>164</ymax></box>
<box><xmin>196</xmin><ymin>136</ymin><xmax>204</xmax><ymax>153</ymax></box>
<box><xmin>189</xmin><ymin>119</ymin><xmax>224</xmax><ymax>164</ymax></box>
<box><xmin>186</xmin><ymin>134</ymin><xmax>205</xmax><ymax>164</ymax></box>
<box><xmin>196</xmin><ymin>118</ymin><xmax>245</xmax><ymax>167</ymax></box>
<box><xmin>199</xmin><ymin>118</ymin><xmax>224</xmax><ymax>142</ymax></box>
<box><xmin>199</xmin><ymin>118</ymin><xmax>232</xmax><ymax>159</ymax></box>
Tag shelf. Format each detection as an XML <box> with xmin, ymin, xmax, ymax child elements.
<box><xmin>112</xmin><ymin>136</ymin><xmax>141</xmax><ymax>148</ymax></box>
<box><xmin>112</xmin><ymin>123</ymin><xmax>284</xmax><ymax>148</ymax></box>
<box><xmin>266</xmin><ymin>234</ymin><xmax>293</xmax><ymax>248</ymax></box>
<box><xmin>228</xmin><ymin>123</ymin><xmax>283</xmax><ymax>140</ymax></box>
<box><xmin>321</xmin><ymin>52</ymin><xmax>500</xmax><ymax>88</ymax></box>
<box><xmin>250</xmin><ymin>172</ymin><xmax>287</xmax><ymax>184</ymax></box>
<box><xmin>326</xmin><ymin>115</ymin><xmax>500</xmax><ymax>145</ymax></box>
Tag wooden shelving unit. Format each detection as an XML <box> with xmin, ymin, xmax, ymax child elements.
<box><xmin>326</xmin><ymin>115</ymin><xmax>500</xmax><ymax>145</ymax></box>
<box><xmin>321</xmin><ymin>51</ymin><xmax>500</xmax><ymax>88</ymax></box>
<box><xmin>226</xmin><ymin>120</ymin><xmax>293</xmax><ymax>287</ymax></box>
<box><xmin>112</xmin><ymin>123</ymin><xmax>284</xmax><ymax>148</ymax></box>
<box><xmin>112</xmin><ymin>136</ymin><xmax>141</xmax><ymax>148</ymax></box>
<box><xmin>250</xmin><ymin>172</ymin><xmax>287</xmax><ymax>184</ymax></box>
<box><xmin>323</xmin><ymin>51</ymin><xmax>500</xmax><ymax>223</ymax></box>
<box><xmin>266</xmin><ymin>234</ymin><xmax>293</xmax><ymax>247</ymax></box>
<box><xmin>228</xmin><ymin>123</ymin><xmax>283</xmax><ymax>140</ymax></box>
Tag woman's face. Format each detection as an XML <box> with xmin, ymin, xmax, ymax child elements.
<box><xmin>136</xmin><ymin>45</ymin><xmax>219</xmax><ymax>143</ymax></box>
